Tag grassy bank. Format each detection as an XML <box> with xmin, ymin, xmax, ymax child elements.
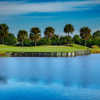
<box><xmin>91</xmin><ymin>48</ymin><xmax>100</xmax><ymax>53</ymax></box>
<box><xmin>0</xmin><ymin>44</ymin><xmax>88</xmax><ymax>54</ymax></box>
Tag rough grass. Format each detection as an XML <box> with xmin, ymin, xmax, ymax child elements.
<box><xmin>0</xmin><ymin>44</ymin><xmax>88</xmax><ymax>54</ymax></box>
<box><xmin>91</xmin><ymin>48</ymin><xmax>100</xmax><ymax>53</ymax></box>
<box><xmin>90</xmin><ymin>45</ymin><xmax>100</xmax><ymax>53</ymax></box>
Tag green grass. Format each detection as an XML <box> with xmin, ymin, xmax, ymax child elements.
<box><xmin>0</xmin><ymin>44</ymin><xmax>88</xmax><ymax>54</ymax></box>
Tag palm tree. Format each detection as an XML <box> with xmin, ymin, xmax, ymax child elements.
<box><xmin>17</xmin><ymin>30</ymin><xmax>28</xmax><ymax>46</ymax></box>
<box><xmin>44</xmin><ymin>27</ymin><xmax>55</xmax><ymax>39</ymax></box>
<box><xmin>30</xmin><ymin>27</ymin><xmax>41</xmax><ymax>46</ymax></box>
<box><xmin>0</xmin><ymin>24</ymin><xmax>9</xmax><ymax>44</ymax></box>
<box><xmin>64</xmin><ymin>24</ymin><xmax>74</xmax><ymax>36</ymax></box>
<box><xmin>80</xmin><ymin>27</ymin><xmax>91</xmax><ymax>46</ymax></box>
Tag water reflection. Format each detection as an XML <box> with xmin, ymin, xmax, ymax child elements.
<box><xmin>0</xmin><ymin>55</ymin><xmax>100</xmax><ymax>88</ymax></box>
<box><xmin>79</xmin><ymin>56</ymin><xmax>90</xmax><ymax>88</ymax></box>
<box><xmin>0</xmin><ymin>75</ymin><xmax>7</xmax><ymax>84</ymax></box>
<box><xmin>0</xmin><ymin>55</ymin><xmax>100</xmax><ymax>100</ymax></box>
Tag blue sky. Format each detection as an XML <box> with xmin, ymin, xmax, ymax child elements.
<box><xmin>0</xmin><ymin>0</ymin><xmax>100</xmax><ymax>36</ymax></box>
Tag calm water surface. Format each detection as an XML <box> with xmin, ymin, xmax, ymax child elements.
<box><xmin>0</xmin><ymin>54</ymin><xmax>100</xmax><ymax>100</ymax></box>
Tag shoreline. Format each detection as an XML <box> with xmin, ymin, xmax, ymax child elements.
<box><xmin>0</xmin><ymin>50</ymin><xmax>90</xmax><ymax>57</ymax></box>
<box><xmin>1</xmin><ymin>44</ymin><xmax>99</xmax><ymax>57</ymax></box>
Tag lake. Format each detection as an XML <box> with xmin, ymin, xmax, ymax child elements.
<box><xmin>0</xmin><ymin>54</ymin><xmax>100</xmax><ymax>100</ymax></box>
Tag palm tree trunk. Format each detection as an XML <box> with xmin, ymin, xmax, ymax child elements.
<box><xmin>34</xmin><ymin>41</ymin><xmax>36</xmax><ymax>47</ymax></box>
<box><xmin>85</xmin><ymin>40</ymin><xmax>87</xmax><ymax>47</ymax></box>
<box><xmin>68</xmin><ymin>32</ymin><xmax>69</xmax><ymax>37</ymax></box>
<box><xmin>67</xmin><ymin>33</ymin><xmax>69</xmax><ymax>45</ymax></box>
<box><xmin>2</xmin><ymin>37</ymin><xmax>4</xmax><ymax>44</ymax></box>
<box><xmin>32</xmin><ymin>40</ymin><xmax>34</xmax><ymax>46</ymax></box>
<box><xmin>21</xmin><ymin>41</ymin><xmax>24</xmax><ymax>46</ymax></box>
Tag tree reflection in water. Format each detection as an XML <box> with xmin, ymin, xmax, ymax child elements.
<box><xmin>0</xmin><ymin>75</ymin><xmax>7</xmax><ymax>84</ymax></box>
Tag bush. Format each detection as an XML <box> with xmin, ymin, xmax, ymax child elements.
<box><xmin>86</xmin><ymin>38</ymin><xmax>94</xmax><ymax>47</ymax></box>
<box><xmin>93</xmin><ymin>30</ymin><xmax>100</xmax><ymax>38</ymax></box>
<box><xmin>4</xmin><ymin>33</ymin><xmax>16</xmax><ymax>45</ymax></box>
<box><xmin>66</xmin><ymin>36</ymin><xmax>73</xmax><ymax>44</ymax></box>
<box><xmin>73</xmin><ymin>35</ymin><xmax>81</xmax><ymax>44</ymax></box>
<box><xmin>37</xmin><ymin>38</ymin><xmax>51</xmax><ymax>45</ymax></box>
<box><xmin>59</xmin><ymin>36</ymin><xmax>67</xmax><ymax>45</ymax></box>
<box><xmin>51</xmin><ymin>35</ymin><xmax>60</xmax><ymax>45</ymax></box>
<box><xmin>23</xmin><ymin>39</ymin><xmax>32</xmax><ymax>46</ymax></box>
<box><xmin>92</xmin><ymin>38</ymin><xmax>100</xmax><ymax>46</ymax></box>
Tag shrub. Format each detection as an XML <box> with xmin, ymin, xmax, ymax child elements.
<box><xmin>37</xmin><ymin>38</ymin><xmax>51</xmax><ymax>45</ymax></box>
<box><xmin>4</xmin><ymin>33</ymin><xmax>16</xmax><ymax>45</ymax></box>
<box><xmin>73</xmin><ymin>34</ymin><xmax>81</xmax><ymax>44</ymax></box>
<box><xmin>23</xmin><ymin>39</ymin><xmax>32</xmax><ymax>46</ymax></box>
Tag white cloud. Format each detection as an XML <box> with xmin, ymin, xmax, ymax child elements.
<box><xmin>0</xmin><ymin>1</ymin><xmax>100</xmax><ymax>15</ymax></box>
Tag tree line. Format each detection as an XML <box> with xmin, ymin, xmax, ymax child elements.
<box><xmin>0</xmin><ymin>23</ymin><xmax>100</xmax><ymax>47</ymax></box>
